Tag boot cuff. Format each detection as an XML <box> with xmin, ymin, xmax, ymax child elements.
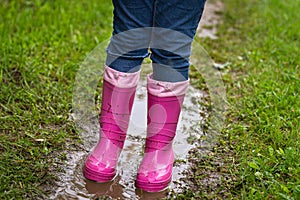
<box><xmin>103</xmin><ymin>65</ymin><xmax>140</xmax><ymax>88</ymax></box>
<box><xmin>147</xmin><ymin>74</ymin><xmax>189</xmax><ymax>97</ymax></box>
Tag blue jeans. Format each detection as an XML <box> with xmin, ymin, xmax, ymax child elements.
<box><xmin>106</xmin><ymin>0</ymin><xmax>206</xmax><ymax>82</ymax></box>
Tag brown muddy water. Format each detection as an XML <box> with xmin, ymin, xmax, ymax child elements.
<box><xmin>50</xmin><ymin>66</ymin><xmax>206</xmax><ymax>200</ymax></box>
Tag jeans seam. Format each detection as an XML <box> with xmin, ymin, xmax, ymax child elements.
<box><xmin>149</xmin><ymin>0</ymin><xmax>158</xmax><ymax>48</ymax></box>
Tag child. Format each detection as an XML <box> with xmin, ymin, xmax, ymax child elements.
<box><xmin>84</xmin><ymin>0</ymin><xmax>206</xmax><ymax>192</ymax></box>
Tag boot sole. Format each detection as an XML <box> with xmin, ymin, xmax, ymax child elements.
<box><xmin>135</xmin><ymin>177</ymin><xmax>171</xmax><ymax>192</ymax></box>
<box><xmin>83</xmin><ymin>165</ymin><xmax>116</xmax><ymax>183</ymax></box>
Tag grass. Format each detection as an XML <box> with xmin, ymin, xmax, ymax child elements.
<box><xmin>223</xmin><ymin>0</ymin><xmax>300</xmax><ymax>198</ymax></box>
<box><xmin>183</xmin><ymin>0</ymin><xmax>300</xmax><ymax>199</ymax></box>
<box><xmin>1</xmin><ymin>0</ymin><xmax>299</xmax><ymax>199</ymax></box>
<box><xmin>0</xmin><ymin>1</ymin><xmax>112</xmax><ymax>199</ymax></box>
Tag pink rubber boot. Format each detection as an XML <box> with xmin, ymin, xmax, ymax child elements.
<box><xmin>84</xmin><ymin>66</ymin><xmax>140</xmax><ymax>182</ymax></box>
<box><xmin>135</xmin><ymin>74</ymin><xmax>189</xmax><ymax>192</ymax></box>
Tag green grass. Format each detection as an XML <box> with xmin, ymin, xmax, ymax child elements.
<box><xmin>187</xmin><ymin>0</ymin><xmax>300</xmax><ymax>199</ymax></box>
<box><xmin>1</xmin><ymin>0</ymin><xmax>300</xmax><ymax>199</ymax></box>
<box><xmin>226</xmin><ymin>0</ymin><xmax>300</xmax><ymax>198</ymax></box>
<box><xmin>0</xmin><ymin>1</ymin><xmax>112</xmax><ymax>199</ymax></box>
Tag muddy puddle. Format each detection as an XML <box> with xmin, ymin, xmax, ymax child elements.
<box><xmin>50</xmin><ymin>66</ymin><xmax>205</xmax><ymax>200</ymax></box>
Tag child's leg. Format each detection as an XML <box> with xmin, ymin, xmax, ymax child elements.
<box><xmin>150</xmin><ymin>0</ymin><xmax>206</xmax><ymax>82</ymax></box>
<box><xmin>136</xmin><ymin>0</ymin><xmax>206</xmax><ymax>192</ymax></box>
<box><xmin>106</xmin><ymin>0</ymin><xmax>154</xmax><ymax>73</ymax></box>
<box><xmin>84</xmin><ymin>66</ymin><xmax>140</xmax><ymax>182</ymax></box>
<box><xmin>84</xmin><ymin>0</ymin><xmax>153</xmax><ymax>182</ymax></box>
<box><xmin>136</xmin><ymin>75</ymin><xmax>189</xmax><ymax>192</ymax></box>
